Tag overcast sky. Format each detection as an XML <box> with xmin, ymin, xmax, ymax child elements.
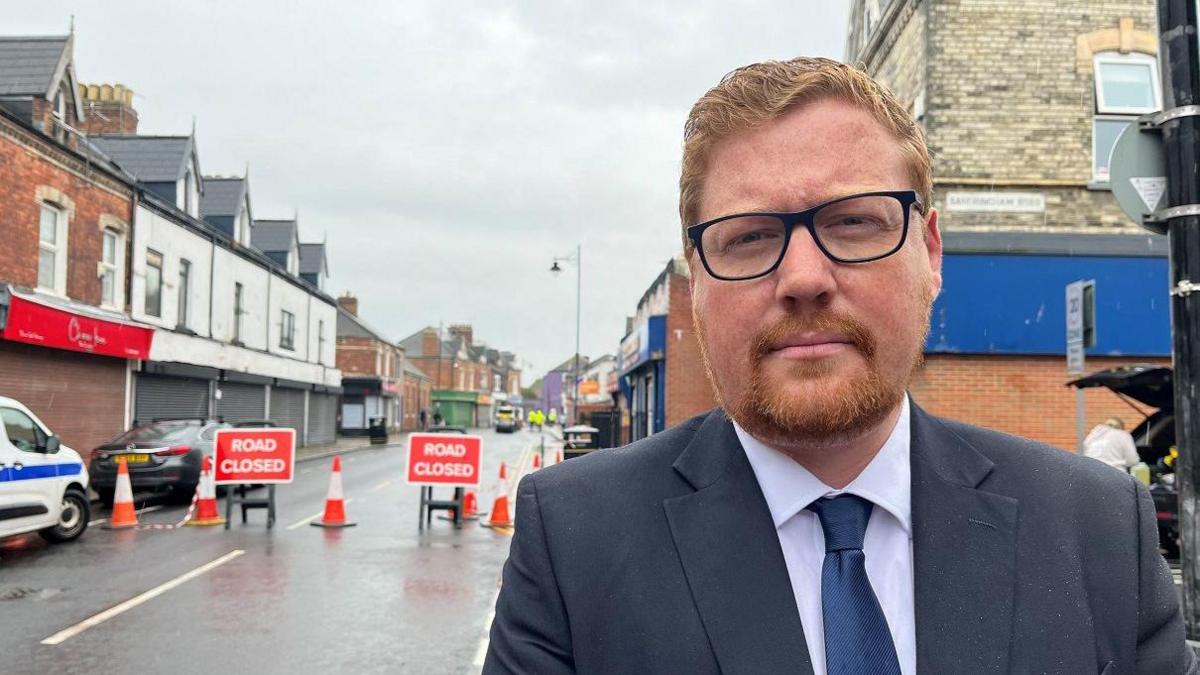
<box><xmin>12</xmin><ymin>1</ymin><xmax>851</xmax><ymax>382</ymax></box>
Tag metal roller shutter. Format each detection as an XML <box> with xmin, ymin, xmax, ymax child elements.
<box><xmin>269</xmin><ymin>387</ymin><xmax>306</xmax><ymax>441</ymax></box>
<box><xmin>306</xmin><ymin>393</ymin><xmax>336</xmax><ymax>445</ymax></box>
<box><xmin>135</xmin><ymin>374</ymin><xmax>210</xmax><ymax>422</ymax></box>
<box><xmin>216</xmin><ymin>382</ymin><xmax>266</xmax><ymax>423</ymax></box>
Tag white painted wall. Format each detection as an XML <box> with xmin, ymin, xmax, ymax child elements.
<box><xmin>135</xmin><ymin>201</ymin><xmax>341</xmax><ymax>386</ymax></box>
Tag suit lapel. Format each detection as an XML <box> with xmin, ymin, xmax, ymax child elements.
<box><xmin>664</xmin><ymin>411</ymin><xmax>816</xmax><ymax>675</ymax></box>
<box><xmin>910</xmin><ymin>405</ymin><xmax>1018</xmax><ymax>674</ymax></box>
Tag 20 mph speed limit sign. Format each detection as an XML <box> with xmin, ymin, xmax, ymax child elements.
<box><xmin>406</xmin><ymin>433</ymin><xmax>482</xmax><ymax>487</ymax></box>
<box><xmin>213</xmin><ymin>428</ymin><xmax>296</xmax><ymax>484</ymax></box>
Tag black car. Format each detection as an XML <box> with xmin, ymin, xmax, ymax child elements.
<box><xmin>89</xmin><ymin>418</ymin><xmax>230</xmax><ymax>504</ymax></box>
<box><xmin>1068</xmin><ymin>364</ymin><xmax>1177</xmax><ymax>559</ymax></box>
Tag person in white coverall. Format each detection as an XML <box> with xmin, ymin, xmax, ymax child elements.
<box><xmin>1082</xmin><ymin>417</ymin><xmax>1141</xmax><ymax>472</ymax></box>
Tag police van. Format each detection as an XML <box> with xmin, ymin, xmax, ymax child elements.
<box><xmin>0</xmin><ymin>397</ymin><xmax>90</xmax><ymax>543</ymax></box>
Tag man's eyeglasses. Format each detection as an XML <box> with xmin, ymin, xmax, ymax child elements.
<box><xmin>686</xmin><ymin>190</ymin><xmax>925</xmax><ymax>281</ymax></box>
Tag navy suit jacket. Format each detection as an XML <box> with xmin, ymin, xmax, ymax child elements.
<box><xmin>484</xmin><ymin>406</ymin><xmax>1195</xmax><ymax>674</ymax></box>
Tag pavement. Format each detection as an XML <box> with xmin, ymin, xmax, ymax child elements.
<box><xmin>2</xmin><ymin>427</ymin><xmax>556</xmax><ymax>674</ymax></box>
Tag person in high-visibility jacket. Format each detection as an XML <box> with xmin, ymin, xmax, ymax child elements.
<box><xmin>548</xmin><ymin>408</ymin><xmax>558</xmax><ymax>426</ymax></box>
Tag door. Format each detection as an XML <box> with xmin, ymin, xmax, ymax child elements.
<box><xmin>0</xmin><ymin>406</ymin><xmax>57</xmax><ymax>536</ymax></box>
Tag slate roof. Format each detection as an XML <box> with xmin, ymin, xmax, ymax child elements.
<box><xmin>298</xmin><ymin>243</ymin><xmax>327</xmax><ymax>276</ymax></box>
<box><xmin>404</xmin><ymin>361</ymin><xmax>430</xmax><ymax>380</ymax></box>
<box><xmin>199</xmin><ymin>177</ymin><xmax>245</xmax><ymax>218</ymax></box>
<box><xmin>251</xmin><ymin>219</ymin><xmax>296</xmax><ymax>253</ymax></box>
<box><xmin>89</xmin><ymin>135</ymin><xmax>194</xmax><ymax>182</ymax></box>
<box><xmin>398</xmin><ymin>327</ymin><xmax>457</xmax><ymax>358</ymax></box>
<box><xmin>0</xmin><ymin>36</ymin><xmax>69</xmax><ymax>97</ymax></box>
<box><xmin>336</xmin><ymin>306</ymin><xmax>390</xmax><ymax>342</ymax></box>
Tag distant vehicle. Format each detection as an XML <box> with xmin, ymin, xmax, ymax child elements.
<box><xmin>427</xmin><ymin>425</ymin><xmax>468</xmax><ymax>435</ymax></box>
<box><xmin>89</xmin><ymin>418</ymin><xmax>230</xmax><ymax>504</ymax></box>
<box><xmin>1068</xmin><ymin>364</ymin><xmax>1177</xmax><ymax>559</ymax></box>
<box><xmin>495</xmin><ymin>405</ymin><xmax>518</xmax><ymax>433</ymax></box>
<box><xmin>0</xmin><ymin>396</ymin><xmax>91</xmax><ymax>543</ymax></box>
<box><xmin>563</xmin><ymin>424</ymin><xmax>601</xmax><ymax>461</ymax></box>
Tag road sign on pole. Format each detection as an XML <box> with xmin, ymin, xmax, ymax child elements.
<box><xmin>406</xmin><ymin>433</ymin><xmax>483</xmax><ymax>488</ymax></box>
<box><xmin>213</xmin><ymin>428</ymin><xmax>296</xmax><ymax>484</ymax></box>
<box><xmin>1065</xmin><ymin>280</ymin><xmax>1095</xmax><ymax>375</ymax></box>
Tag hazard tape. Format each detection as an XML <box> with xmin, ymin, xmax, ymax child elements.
<box><xmin>133</xmin><ymin>486</ymin><xmax>198</xmax><ymax>531</ymax></box>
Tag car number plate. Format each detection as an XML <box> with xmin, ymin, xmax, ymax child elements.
<box><xmin>115</xmin><ymin>453</ymin><xmax>150</xmax><ymax>464</ymax></box>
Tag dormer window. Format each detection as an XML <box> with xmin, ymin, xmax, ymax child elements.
<box><xmin>183</xmin><ymin>168</ymin><xmax>193</xmax><ymax>215</ymax></box>
<box><xmin>53</xmin><ymin>90</ymin><xmax>67</xmax><ymax>143</ymax></box>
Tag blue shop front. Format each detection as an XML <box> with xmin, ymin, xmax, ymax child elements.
<box><xmin>619</xmin><ymin>315</ymin><xmax>666</xmax><ymax>442</ymax></box>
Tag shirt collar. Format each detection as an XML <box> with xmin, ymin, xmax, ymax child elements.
<box><xmin>736</xmin><ymin>395</ymin><xmax>912</xmax><ymax>535</ymax></box>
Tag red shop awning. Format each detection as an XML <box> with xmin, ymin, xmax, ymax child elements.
<box><xmin>1</xmin><ymin>291</ymin><xmax>153</xmax><ymax>360</ymax></box>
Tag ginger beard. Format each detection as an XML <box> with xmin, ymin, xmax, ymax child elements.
<box><xmin>695</xmin><ymin>287</ymin><xmax>934</xmax><ymax>448</ymax></box>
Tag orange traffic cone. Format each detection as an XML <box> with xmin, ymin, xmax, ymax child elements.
<box><xmin>556</xmin><ymin>449</ymin><xmax>563</xmax><ymax>464</ymax></box>
<box><xmin>187</xmin><ymin>456</ymin><xmax>226</xmax><ymax>526</ymax></box>
<box><xmin>532</xmin><ymin>453</ymin><xmax>541</xmax><ymax>470</ymax></box>
<box><xmin>312</xmin><ymin>456</ymin><xmax>356</xmax><ymax>528</ymax></box>
<box><xmin>463</xmin><ymin>490</ymin><xmax>479</xmax><ymax>518</ymax></box>
<box><xmin>104</xmin><ymin>458</ymin><xmax>138</xmax><ymax>530</ymax></box>
<box><xmin>482</xmin><ymin>458</ymin><xmax>511</xmax><ymax>528</ymax></box>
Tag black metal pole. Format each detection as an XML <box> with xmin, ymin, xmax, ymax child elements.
<box><xmin>1158</xmin><ymin>0</ymin><xmax>1200</xmax><ymax>638</ymax></box>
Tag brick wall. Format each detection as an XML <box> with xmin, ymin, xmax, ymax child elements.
<box><xmin>0</xmin><ymin>115</ymin><xmax>132</xmax><ymax>304</ymax></box>
<box><xmin>910</xmin><ymin>353</ymin><xmax>1171</xmax><ymax>451</ymax></box>
<box><xmin>336</xmin><ymin>336</ymin><xmax>379</xmax><ymax>376</ymax></box>
<box><xmin>665</xmin><ymin>272</ymin><xmax>717</xmax><ymax>428</ymax></box>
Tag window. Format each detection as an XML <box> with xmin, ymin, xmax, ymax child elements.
<box><xmin>233</xmin><ymin>282</ymin><xmax>244</xmax><ymax>343</ymax></box>
<box><xmin>1092</xmin><ymin>52</ymin><xmax>1160</xmax><ymax>182</ymax></box>
<box><xmin>178</xmin><ymin>259</ymin><xmax>191</xmax><ymax>328</ymax></box>
<box><xmin>1</xmin><ymin>407</ymin><xmax>46</xmax><ymax>454</ymax></box>
<box><xmin>183</xmin><ymin>168</ymin><xmax>193</xmax><ymax>214</ymax></box>
<box><xmin>38</xmin><ymin>204</ymin><xmax>67</xmax><ymax>293</ymax></box>
<box><xmin>53</xmin><ymin>90</ymin><xmax>67</xmax><ymax>142</ymax></box>
<box><xmin>100</xmin><ymin>229</ymin><xmax>119</xmax><ymax>307</ymax></box>
<box><xmin>144</xmin><ymin>249</ymin><xmax>163</xmax><ymax>317</ymax></box>
<box><xmin>280</xmin><ymin>309</ymin><xmax>295</xmax><ymax>350</ymax></box>
<box><xmin>317</xmin><ymin>320</ymin><xmax>326</xmax><ymax>364</ymax></box>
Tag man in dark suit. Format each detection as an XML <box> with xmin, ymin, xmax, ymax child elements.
<box><xmin>485</xmin><ymin>57</ymin><xmax>1194</xmax><ymax>674</ymax></box>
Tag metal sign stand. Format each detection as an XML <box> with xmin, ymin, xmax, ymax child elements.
<box><xmin>418</xmin><ymin>486</ymin><xmax>464</xmax><ymax>531</ymax></box>
<box><xmin>224</xmin><ymin>484</ymin><xmax>276</xmax><ymax>529</ymax></box>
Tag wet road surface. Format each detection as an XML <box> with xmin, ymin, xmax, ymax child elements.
<box><xmin>0</xmin><ymin>427</ymin><xmax>560</xmax><ymax>675</ymax></box>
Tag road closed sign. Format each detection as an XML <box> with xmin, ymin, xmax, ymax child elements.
<box><xmin>213</xmin><ymin>428</ymin><xmax>296</xmax><ymax>484</ymax></box>
<box><xmin>406</xmin><ymin>433</ymin><xmax>482</xmax><ymax>487</ymax></box>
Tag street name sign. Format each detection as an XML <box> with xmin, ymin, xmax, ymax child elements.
<box><xmin>406</xmin><ymin>433</ymin><xmax>483</xmax><ymax>487</ymax></box>
<box><xmin>213</xmin><ymin>428</ymin><xmax>296</xmax><ymax>484</ymax></box>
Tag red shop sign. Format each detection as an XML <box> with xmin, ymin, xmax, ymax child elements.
<box><xmin>2</xmin><ymin>293</ymin><xmax>154</xmax><ymax>359</ymax></box>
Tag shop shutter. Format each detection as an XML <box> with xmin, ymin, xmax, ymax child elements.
<box><xmin>306</xmin><ymin>393</ymin><xmax>337</xmax><ymax>445</ymax></box>
<box><xmin>269</xmin><ymin>387</ymin><xmax>306</xmax><ymax>442</ymax></box>
<box><xmin>216</xmin><ymin>382</ymin><xmax>266</xmax><ymax>423</ymax></box>
<box><xmin>135</xmin><ymin>374</ymin><xmax>210</xmax><ymax>422</ymax></box>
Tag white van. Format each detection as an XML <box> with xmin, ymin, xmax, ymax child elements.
<box><xmin>0</xmin><ymin>397</ymin><xmax>90</xmax><ymax>543</ymax></box>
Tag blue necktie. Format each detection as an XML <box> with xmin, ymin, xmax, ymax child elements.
<box><xmin>807</xmin><ymin>494</ymin><xmax>902</xmax><ymax>675</ymax></box>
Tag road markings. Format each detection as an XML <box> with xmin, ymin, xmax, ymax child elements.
<box><xmin>472</xmin><ymin>589</ymin><xmax>502</xmax><ymax>667</ymax></box>
<box><xmin>285</xmin><ymin>498</ymin><xmax>356</xmax><ymax>530</ymax></box>
<box><xmin>90</xmin><ymin>504</ymin><xmax>164</xmax><ymax>526</ymax></box>
<box><xmin>41</xmin><ymin>549</ymin><xmax>245</xmax><ymax>646</ymax></box>
<box><xmin>369</xmin><ymin>479</ymin><xmax>392</xmax><ymax>493</ymax></box>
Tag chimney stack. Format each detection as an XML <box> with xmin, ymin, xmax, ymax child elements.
<box><xmin>79</xmin><ymin>83</ymin><xmax>139</xmax><ymax>135</ymax></box>
<box><xmin>448</xmin><ymin>324</ymin><xmax>473</xmax><ymax>346</ymax></box>
<box><xmin>337</xmin><ymin>292</ymin><xmax>358</xmax><ymax>317</ymax></box>
<box><xmin>422</xmin><ymin>328</ymin><xmax>440</xmax><ymax>357</ymax></box>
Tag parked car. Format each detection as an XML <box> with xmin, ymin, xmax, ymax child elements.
<box><xmin>89</xmin><ymin>418</ymin><xmax>230</xmax><ymax>504</ymax></box>
<box><xmin>494</xmin><ymin>405</ymin><xmax>518</xmax><ymax>433</ymax></box>
<box><xmin>1068</xmin><ymin>364</ymin><xmax>1177</xmax><ymax>559</ymax></box>
<box><xmin>0</xmin><ymin>396</ymin><xmax>91</xmax><ymax>543</ymax></box>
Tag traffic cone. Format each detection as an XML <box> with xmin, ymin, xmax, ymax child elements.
<box><xmin>186</xmin><ymin>456</ymin><xmax>226</xmax><ymax>527</ymax></box>
<box><xmin>312</xmin><ymin>456</ymin><xmax>356</xmax><ymax>528</ymax></box>
<box><xmin>463</xmin><ymin>490</ymin><xmax>479</xmax><ymax>518</ymax></box>
<box><xmin>532</xmin><ymin>453</ymin><xmax>541</xmax><ymax>470</ymax></box>
<box><xmin>480</xmin><ymin>461</ymin><xmax>513</xmax><ymax>526</ymax></box>
<box><xmin>556</xmin><ymin>449</ymin><xmax>563</xmax><ymax>464</ymax></box>
<box><xmin>104</xmin><ymin>458</ymin><xmax>138</xmax><ymax>530</ymax></box>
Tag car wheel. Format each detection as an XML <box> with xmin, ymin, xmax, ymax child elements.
<box><xmin>39</xmin><ymin>489</ymin><xmax>91</xmax><ymax>543</ymax></box>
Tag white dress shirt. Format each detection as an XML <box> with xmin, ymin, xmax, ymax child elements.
<box><xmin>736</xmin><ymin>395</ymin><xmax>915</xmax><ymax>675</ymax></box>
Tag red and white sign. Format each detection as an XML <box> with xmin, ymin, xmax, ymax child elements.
<box><xmin>2</xmin><ymin>292</ymin><xmax>154</xmax><ymax>359</ymax></box>
<box><xmin>405</xmin><ymin>433</ymin><xmax>482</xmax><ymax>487</ymax></box>
<box><xmin>213</xmin><ymin>428</ymin><xmax>296</xmax><ymax>485</ymax></box>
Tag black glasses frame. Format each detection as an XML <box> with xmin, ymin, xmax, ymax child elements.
<box><xmin>686</xmin><ymin>189</ymin><xmax>925</xmax><ymax>281</ymax></box>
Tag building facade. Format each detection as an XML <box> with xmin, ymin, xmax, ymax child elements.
<box><xmin>336</xmin><ymin>294</ymin><xmax>403</xmax><ymax>436</ymax></box>
<box><xmin>846</xmin><ymin>0</ymin><xmax>1170</xmax><ymax>449</ymax></box>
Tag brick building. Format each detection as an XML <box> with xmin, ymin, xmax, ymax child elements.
<box><xmin>336</xmin><ymin>294</ymin><xmax>402</xmax><ymax>436</ymax></box>
<box><xmin>401</xmin><ymin>360</ymin><xmax>433</xmax><ymax>431</ymax></box>
<box><xmin>617</xmin><ymin>257</ymin><xmax>716</xmax><ymax>443</ymax></box>
<box><xmin>0</xmin><ymin>35</ymin><xmax>152</xmax><ymax>454</ymax></box>
<box><xmin>845</xmin><ymin>0</ymin><xmax>1170</xmax><ymax>449</ymax></box>
<box><xmin>399</xmin><ymin>323</ymin><xmax>522</xmax><ymax>428</ymax></box>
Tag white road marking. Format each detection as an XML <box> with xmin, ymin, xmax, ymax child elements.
<box><xmin>369</xmin><ymin>480</ymin><xmax>392</xmax><ymax>493</ymax></box>
<box><xmin>472</xmin><ymin>589</ymin><xmax>502</xmax><ymax>666</ymax></box>
<box><xmin>285</xmin><ymin>498</ymin><xmax>356</xmax><ymax>530</ymax></box>
<box><xmin>41</xmin><ymin>549</ymin><xmax>245</xmax><ymax>645</ymax></box>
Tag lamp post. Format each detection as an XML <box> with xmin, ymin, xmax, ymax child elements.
<box><xmin>550</xmin><ymin>244</ymin><xmax>581</xmax><ymax>425</ymax></box>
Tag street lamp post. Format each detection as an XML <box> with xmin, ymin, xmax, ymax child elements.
<box><xmin>551</xmin><ymin>244</ymin><xmax>582</xmax><ymax>425</ymax></box>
